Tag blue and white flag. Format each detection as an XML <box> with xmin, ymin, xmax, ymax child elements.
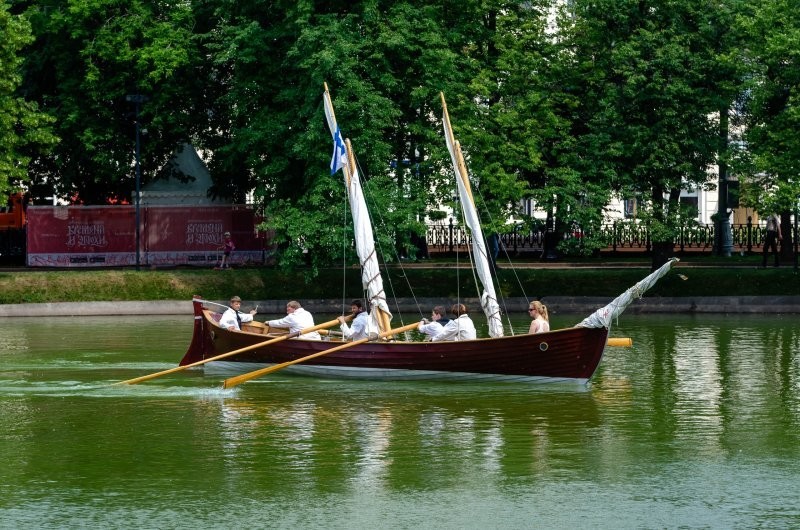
<box><xmin>330</xmin><ymin>126</ymin><xmax>347</xmax><ymax>175</ymax></box>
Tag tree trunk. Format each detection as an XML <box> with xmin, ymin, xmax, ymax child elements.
<box><xmin>649</xmin><ymin>185</ymin><xmax>677</xmax><ymax>270</ymax></box>
<box><xmin>780</xmin><ymin>212</ymin><xmax>792</xmax><ymax>263</ymax></box>
<box><xmin>651</xmin><ymin>241</ymin><xmax>674</xmax><ymax>271</ymax></box>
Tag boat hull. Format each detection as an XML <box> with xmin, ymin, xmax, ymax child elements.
<box><xmin>181</xmin><ymin>299</ymin><xmax>609</xmax><ymax>384</ymax></box>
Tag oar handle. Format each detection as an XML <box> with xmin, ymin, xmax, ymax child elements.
<box><xmin>223</xmin><ymin>321</ymin><xmax>421</xmax><ymax>389</ymax></box>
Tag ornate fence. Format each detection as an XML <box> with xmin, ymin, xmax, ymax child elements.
<box><xmin>426</xmin><ymin>218</ymin><xmax>788</xmax><ymax>256</ymax></box>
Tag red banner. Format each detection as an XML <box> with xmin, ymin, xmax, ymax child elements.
<box><xmin>27</xmin><ymin>205</ymin><xmax>269</xmax><ymax>268</ymax></box>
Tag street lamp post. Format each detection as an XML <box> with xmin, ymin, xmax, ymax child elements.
<box><xmin>126</xmin><ymin>94</ymin><xmax>148</xmax><ymax>271</ymax></box>
<box><xmin>715</xmin><ymin>108</ymin><xmax>732</xmax><ymax>257</ymax></box>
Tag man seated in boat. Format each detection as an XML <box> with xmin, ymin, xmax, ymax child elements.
<box><xmin>219</xmin><ymin>296</ymin><xmax>257</xmax><ymax>331</ymax></box>
<box><xmin>266</xmin><ymin>301</ymin><xmax>322</xmax><ymax>340</ymax></box>
<box><xmin>417</xmin><ymin>305</ymin><xmax>450</xmax><ymax>341</ymax></box>
<box><xmin>432</xmin><ymin>304</ymin><xmax>477</xmax><ymax>341</ymax></box>
<box><xmin>337</xmin><ymin>299</ymin><xmax>369</xmax><ymax>340</ymax></box>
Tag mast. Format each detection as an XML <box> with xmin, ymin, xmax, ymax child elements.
<box><xmin>323</xmin><ymin>83</ymin><xmax>392</xmax><ymax>334</ymax></box>
<box><xmin>440</xmin><ymin>93</ymin><xmax>504</xmax><ymax>338</ymax></box>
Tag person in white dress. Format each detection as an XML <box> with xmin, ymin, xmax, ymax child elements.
<box><xmin>267</xmin><ymin>300</ymin><xmax>321</xmax><ymax>340</ymax></box>
<box><xmin>219</xmin><ymin>295</ymin><xmax>257</xmax><ymax>331</ymax></box>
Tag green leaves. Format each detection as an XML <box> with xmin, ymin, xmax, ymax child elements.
<box><xmin>0</xmin><ymin>3</ymin><xmax>56</xmax><ymax>196</ymax></box>
<box><xmin>736</xmin><ymin>0</ymin><xmax>800</xmax><ymax>215</ymax></box>
<box><xmin>8</xmin><ymin>0</ymin><xmax>793</xmax><ymax>268</ymax></box>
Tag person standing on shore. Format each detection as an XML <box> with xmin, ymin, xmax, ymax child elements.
<box><xmin>219</xmin><ymin>296</ymin><xmax>257</xmax><ymax>331</ymax></box>
<box><xmin>762</xmin><ymin>213</ymin><xmax>782</xmax><ymax>268</ymax></box>
<box><xmin>217</xmin><ymin>231</ymin><xmax>235</xmax><ymax>270</ymax></box>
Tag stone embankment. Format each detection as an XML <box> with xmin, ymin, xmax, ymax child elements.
<box><xmin>2</xmin><ymin>295</ymin><xmax>799</xmax><ymax>317</ymax></box>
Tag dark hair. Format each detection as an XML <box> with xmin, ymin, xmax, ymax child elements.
<box><xmin>350</xmin><ymin>299</ymin><xmax>364</xmax><ymax>311</ymax></box>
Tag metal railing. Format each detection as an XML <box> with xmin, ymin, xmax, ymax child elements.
<box><xmin>426</xmin><ymin>218</ymin><xmax>792</xmax><ymax>256</ymax></box>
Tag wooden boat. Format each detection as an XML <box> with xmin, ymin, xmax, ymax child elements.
<box><xmin>182</xmin><ymin>300</ymin><xmax>609</xmax><ymax>383</ymax></box>
<box><xmin>177</xmin><ymin>87</ymin><xmax>677</xmax><ymax>385</ymax></box>
<box><xmin>180</xmin><ymin>255</ymin><xmax>673</xmax><ymax>385</ymax></box>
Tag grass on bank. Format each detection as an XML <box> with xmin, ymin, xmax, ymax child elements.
<box><xmin>0</xmin><ymin>257</ymin><xmax>797</xmax><ymax>304</ymax></box>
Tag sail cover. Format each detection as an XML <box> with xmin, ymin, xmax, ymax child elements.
<box><xmin>576</xmin><ymin>258</ymin><xmax>678</xmax><ymax>329</ymax></box>
<box><xmin>441</xmin><ymin>95</ymin><xmax>504</xmax><ymax>338</ymax></box>
<box><xmin>323</xmin><ymin>88</ymin><xmax>392</xmax><ymax>332</ymax></box>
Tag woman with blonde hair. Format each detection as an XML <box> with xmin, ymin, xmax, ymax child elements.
<box><xmin>528</xmin><ymin>301</ymin><xmax>550</xmax><ymax>334</ymax></box>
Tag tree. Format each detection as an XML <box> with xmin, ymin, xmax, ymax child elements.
<box><xmin>20</xmin><ymin>0</ymin><xmax>200</xmax><ymax>204</ymax></box>
<box><xmin>0</xmin><ymin>1</ymin><xmax>55</xmax><ymax>199</ymax></box>
<box><xmin>198</xmin><ymin>1</ymin><xmax>480</xmax><ymax>272</ymax></box>
<box><xmin>454</xmin><ymin>2</ymin><xmax>561</xmax><ymax>252</ymax></box>
<box><xmin>734</xmin><ymin>0</ymin><xmax>800</xmax><ymax>261</ymax></box>
<box><xmin>559</xmin><ymin>0</ymin><xmax>744</xmax><ymax>268</ymax></box>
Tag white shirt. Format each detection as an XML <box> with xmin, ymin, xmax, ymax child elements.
<box><xmin>267</xmin><ymin>308</ymin><xmax>321</xmax><ymax>340</ymax></box>
<box><xmin>219</xmin><ymin>307</ymin><xmax>254</xmax><ymax>331</ymax></box>
<box><xmin>341</xmin><ymin>312</ymin><xmax>369</xmax><ymax>340</ymax></box>
<box><xmin>767</xmin><ymin>214</ymin><xmax>780</xmax><ymax>234</ymax></box>
<box><xmin>418</xmin><ymin>320</ymin><xmax>444</xmax><ymax>341</ymax></box>
<box><xmin>432</xmin><ymin>314</ymin><xmax>477</xmax><ymax>341</ymax></box>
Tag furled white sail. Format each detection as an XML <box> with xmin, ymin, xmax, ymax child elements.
<box><xmin>323</xmin><ymin>86</ymin><xmax>392</xmax><ymax>333</ymax></box>
<box><xmin>440</xmin><ymin>94</ymin><xmax>504</xmax><ymax>338</ymax></box>
<box><xmin>576</xmin><ymin>258</ymin><xmax>679</xmax><ymax>329</ymax></box>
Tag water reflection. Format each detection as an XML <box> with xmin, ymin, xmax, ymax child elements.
<box><xmin>602</xmin><ymin>314</ymin><xmax>800</xmax><ymax>461</ymax></box>
<box><xmin>0</xmin><ymin>314</ymin><xmax>799</xmax><ymax>527</ymax></box>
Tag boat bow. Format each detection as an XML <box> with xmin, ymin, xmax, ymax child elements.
<box><xmin>576</xmin><ymin>258</ymin><xmax>678</xmax><ymax>329</ymax></box>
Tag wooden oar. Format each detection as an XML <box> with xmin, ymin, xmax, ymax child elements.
<box><xmin>607</xmin><ymin>337</ymin><xmax>633</xmax><ymax>347</ymax></box>
<box><xmin>223</xmin><ymin>322</ymin><xmax>421</xmax><ymax>389</ymax></box>
<box><xmin>115</xmin><ymin>317</ymin><xmax>346</xmax><ymax>385</ymax></box>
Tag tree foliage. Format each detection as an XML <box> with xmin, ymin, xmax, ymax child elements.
<box><xmin>734</xmin><ymin>0</ymin><xmax>800</xmax><ymax>225</ymax></box>
<box><xmin>20</xmin><ymin>0</ymin><xmax>199</xmax><ymax>204</ymax></box>
<box><xmin>556</xmin><ymin>0</ymin><xmax>744</xmax><ymax>266</ymax></box>
<box><xmin>7</xmin><ymin>0</ymin><xmax>795</xmax><ymax>269</ymax></box>
<box><xmin>0</xmin><ymin>1</ymin><xmax>56</xmax><ymax>199</ymax></box>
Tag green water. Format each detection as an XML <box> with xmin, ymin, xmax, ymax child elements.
<box><xmin>0</xmin><ymin>313</ymin><xmax>798</xmax><ymax>529</ymax></box>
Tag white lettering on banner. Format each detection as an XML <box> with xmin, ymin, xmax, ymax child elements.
<box><xmin>186</xmin><ymin>221</ymin><xmax>224</xmax><ymax>246</ymax></box>
<box><xmin>66</xmin><ymin>223</ymin><xmax>108</xmax><ymax>248</ymax></box>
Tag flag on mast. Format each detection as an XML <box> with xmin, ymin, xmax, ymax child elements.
<box><xmin>330</xmin><ymin>126</ymin><xmax>347</xmax><ymax>175</ymax></box>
